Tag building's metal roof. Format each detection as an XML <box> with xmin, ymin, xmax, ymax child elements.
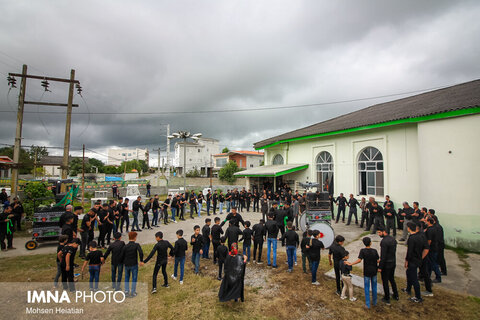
<box><xmin>234</xmin><ymin>164</ymin><xmax>308</xmax><ymax>177</ymax></box>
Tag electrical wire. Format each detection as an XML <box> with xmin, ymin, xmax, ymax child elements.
<box><xmin>0</xmin><ymin>82</ymin><xmax>458</xmax><ymax>116</ymax></box>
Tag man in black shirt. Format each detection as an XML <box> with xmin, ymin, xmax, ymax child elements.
<box><xmin>220</xmin><ymin>207</ymin><xmax>245</xmax><ymax>228</ymax></box>
<box><xmin>370</xmin><ymin>202</ymin><xmax>385</xmax><ymax>234</ymax></box>
<box><xmin>383</xmin><ymin>203</ymin><xmax>397</xmax><ymax>236</ymax></box>
<box><xmin>121</xmin><ymin>198</ymin><xmax>131</xmax><ymax>233</ymax></box>
<box><xmin>189</xmin><ymin>192</ymin><xmax>197</xmax><ymax>218</ymax></box>
<box><xmin>79</xmin><ymin>210</ymin><xmax>97</xmax><ymax>258</ymax></box>
<box><xmin>328</xmin><ymin>235</ymin><xmax>346</xmax><ymax>295</ymax></box>
<box><xmin>265</xmin><ymin>214</ymin><xmax>279</xmax><ymax>268</ymax></box>
<box><xmin>121</xmin><ymin>231</ymin><xmax>144</xmax><ymax>297</ymax></box>
<box><xmin>333</xmin><ymin>193</ymin><xmax>347</xmax><ymax>223</ymax></box>
<box><xmin>12</xmin><ymin>197</ymin><xmax>24</xmax><ymax>231</ymax></box>
<box><xmin>0</xmin><ymin>205</ymin><xmax>14</xmax><ymax>250</ymax></box>
<box><xmin>280</xmin><ymin>221</ymin><xmax>299</xmax><ymax>272</ymax></box>
<box><xmin>206</xmin><ymin>190</ymin><xmax>212</xmax><ymax>216</ymax></box>
<box><xmin>429</xmin><ymin>209</ymin><xmax>447</xmax><ymax>275</ymax></box>
<box><xmin>246</xmin><ymin>190</ymin><xmax>252</xmax><ymax>212</ymax></box>
<box><xmin>252</xmin><ymin>219</ymin><xmax>266</xmax><ymax>264</ymax></box>
<box><xmin>404</xmin><ymin>222</ymin><xmax>429</xmax><ymax>302</ymax></box>
<box><xmin>399</xmin><ymin>202</ymin><xmax>414</xmax><ymax>241</ymax></box>
<box><xmin>216</xmin><ymin>238</ymin><xmax>228</xmax><ymax>280</ymax></box>
<box><xmin>377</xmin><ymin>226</ymin><xmax>399</xmax><ymax>304</ymax></box>
<box><xmin>152</xmin><ymin>195</ymin><xmax>160</xmax><ymax>226</ymax></box>
<box><xmin>346</xmin><ymin>194</ymin><xmax>360</xmax><ymax>225</ymax></box>
<box><xmin>59</xmin><ymin>205</ymin><xmax>73</xmax><ymax>229</ymax></box>
<box><xmin>202</xmin><ymin>218</ymin><xmax>212</xmax><ymax>259</ymax></box>
<box><xmin>104</xmin><ymin>232</ymin><xmax>125</xmax><ymax>291</ymax></box>
<box><xmin>143</xmin><ymin>198</ymin><xmax>153</xmax><ymax>230</ymax></box>
<box><xmin>211</xmin><ymin>217</ymin><xmax>224</xmax><ymax>264</ymax></box>
<box><xmin>212</xmin><ymin>190</ymin><xmax>218</xmax><ymax>215</ymax></box>
<box><xmin>131</xmin><ymin>196</ymin><xmax>143</xmax><ymax>231</ymax></box>
<box><xmin>172</xmin><ymin>229</ymin><xmax>188</xmax><ymax>284</ymax></box>
<box><xmin>253</xmin><ymin>191</ymin><xmax>260</xmax><ymax>212</ymax></box>
<box><xmin>60</xmin><ymin>238</ymin><xmax>80</xmax><ymax>292</ymax></box>
<box><xmin>97</xmin><ymin>203</ymin><xmax>109</xmax><ymax>248</ymax></box>
<box><xmin>425</xmin><ymin>217</ymin><xmax>442</xmax><ymax>283</ymax></box>
<box><xmin>275</xmin><ymin>205</ymin><xmax>287</xmax><ymax>245</ymax></box>
<box><xmin>162</xmin><ymin>195</ymin><xmax>171</xmax><ymax>225</ymax></box>
<box><xmin>144</xmin><ymin>231</ymin><xmax>174</xmax><ymax>292</ymax></box>
<box><xmin>260</xmin><ymin>195</ymin><xmax>268</xmax><ymax>221</ymax></box>
<box><xmin>61</xmin><ymin>215</ymin><xmax>75</xmax><ymax>243</ymax></box>
<box><xmin>218</xmin><ymin>191</ymin><xmax>225</xmax><ymax>214</ymax></box>
<box><xmin>239</xmin><ymin>221</ymin><xmax>253</xmax><ymax>262</ymax></box>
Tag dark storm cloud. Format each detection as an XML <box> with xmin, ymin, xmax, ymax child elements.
<box><xmin>1</xmin><ymin>0</ymin><xmax>480</xmax><ymax>163</ymax></box>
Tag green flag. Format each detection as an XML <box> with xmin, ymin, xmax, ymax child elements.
<box><xmin>55</xmin><ymin>186</ymin><xmax>79</xmax><ymax>207</ymax></box>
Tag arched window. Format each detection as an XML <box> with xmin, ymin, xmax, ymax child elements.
<box><xmin>358</xmin><ymin>147</ymin><xmax>384</xmax><ymax>196</ymax></box>
<box><xmin>316</xmin><ymin>151</ymin><xmax>333</xmax><ymax>193</ymax></box>
<box><xmin>272</xmin><ymin>154</ymin><xmax>284</xmax><ymax>165</ymax></box>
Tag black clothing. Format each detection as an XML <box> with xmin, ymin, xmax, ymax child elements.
<box><xmin>211</xmin><ymin>224</ymin><xmax>224</xmax><ymax>241</ymax></box>
<box><xmin>358</xmin><ymin>247</ymin><xmax>379</xmax><ymax>277</ymax></box>
<box><xmin>173</xmin><ymin>238</ymin><xmax>188</xmax><ymax>257</ymax></box>
<box><xmin>86</xmin><ymin>250</ymin><xmax>103</xmax><ymax>265</ymax></box>
<box><xmin>308</xmin><ymin>238</ymin><xmax>325</xmax><ymax>262</ymax></box>
<box><xmin>190</xmin><ymin>234</ymin><xmax>204</xmax><ymax>253</ymax></box>
<box><xmin>218</xmin><ymin>254</ymin><xmax>246</xmax><ymax>302</ymax></box>
<box><xmin>240</xmin><ymin>228</ymin><xmax>253</xmax><ymax>247</ymax></box>
<box><xmin>224</xmin><ymin>225</ymin><xmax>243</xmax><ymax>248</ymax></box>
<box><xmin>265</xmin><ymin>220</ymin><xmax>279</xmax><ymax>238</ymax></box>
<box><xmin>132</xmin><ymin>200</ymin><xmax>143</xmax><ymax>212</ymax></box>
<box><xmin>217</xmin><ymin>244</ymin><xmax>228</xmax><ymax>263</ymax></box>
<box><xmin>202</xmin><ymin>224</ymin><xmax>211</xmax><ymax>243</ymax></box>
<box><xmin>104</xmin><ymin>240</ymin><xmax>126</xmax><ymax>265</ymax></box>
<box><xmin>328</xmin><ymin>242</ymin><xmax>347</xmax><ymax>267</ymax></box>
<box><xmin>334</xmin><ymin>196</ymin><xmax>347</xmax><ymax>208</ymax></box>
<box><xmin>425</xmin><ymin>226</ymin><xmax>438</xmax><ymax>253</ymax></box>
<box><xmin>379</xmin><ymin>235</ymin><xmax>397</xmax><ymax>270</ymax></box>
<box><xmin>280</xmin><ymin>229</ymin><xmax>299</xmax><ymax>247</ymax></box>
<box><xmin>121</xmin><ymin>241</ymin><xmax>144</xmax><ymax>267</ymax></box>
<box><xmin>339</xmin><ymin>259</ymin><xmax>352</xmax><ymax>276</ymax></box>
<box><xmin>252</xmin><ymin>223</ymin><xmax>266</xmax><ymax>241</ymax></box>
<box><xmin>220</xmin><ymin>213</ymin><xmax>245</xmax><ymax>228</ymax></box>
<box><xmin>300</xmin><ymin>236</ymin><xmax>311</xmax><ymax>254</ymax></box>
<box><xmin>406</xmin><ymin>232</ymin><xmax>429</xmax><ymax>267</ymax></box>
<box><xmin>144</xmin><ymin>240</ymin><xmax>173</xmax><ymax>265</ymax></box>
<box><xmin>61</xmin><ymin>224</ymin><xmax>74</xmax><ymax>243</ymax></box>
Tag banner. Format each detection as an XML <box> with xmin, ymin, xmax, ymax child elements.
<box><xmin>54</xmin><ymin>187</ymin><xmax>79</xmax><ymax>207</ymax></box>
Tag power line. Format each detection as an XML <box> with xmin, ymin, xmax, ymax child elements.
<box><xmin>0</xmin><ymin>83</ymin><xmax>457</xmax><ymax>116</ymax></box>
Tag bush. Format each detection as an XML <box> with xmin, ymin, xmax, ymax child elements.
<box><xmin>218</xmin><ymin>161</ymin><xmax>241</xmax><ymax>183</ymax></box>
<box><xmin>186</xmin><ymin>168</ymin><xmax>201</xmax><ymax>178</ymax></box>
<box><xmin>23</xmin><ymin>182</ymin><xmax>54</xmax><ymax>217</ymax></box>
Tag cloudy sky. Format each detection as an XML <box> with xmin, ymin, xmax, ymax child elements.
<box><xmin>1</xmin><ymin>0</ymin><xmax>479</xmax><ymax>165</ymax></box>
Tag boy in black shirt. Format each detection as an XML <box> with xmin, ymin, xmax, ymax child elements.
<box><xmin>60</xmin><ymin>238</ymin><xmax>80</xmax><ymax>292</ymax></box>
<box><xmin>54</xmin><ymin>235</ymin><xmax>68</xmax><ymax>288</ymax></box>
<box><xmin>252</xmin><ymin>219</ymin><xmax>266</xmax><ymax>264</ymax></box>
<box><xmin>202</xmin><ymin>218</ymin><xmax>211</xmax><ymax>259</ymax></box>
<box><xmin>211</xmin><ymin>217</ymin><xmax>224</xmax><ymax>264</ymax></box>
<box><xmin>144</xmin><ymin>231</ymin><xmax>174</xmax><ymax>292</ymax></box>
<box><xmin>190</xmin><ymin>225</ymin><xmax>204</xmax><ymax>274</ymax></box>
<box><xmin>339</xmin><ymin>252</ymin><xmax>356</xmax><ymax>301</ymax></box>
<box><xmin>172</xmin><ymin>229</ymin><xmax>188</xmax><ymax>284</ymax></box>
<box><xmin>306</xmin><ymin>230</ymin><xmax>325</xmax><ymax>284</ymax></box>
<box><xmin>239</xmin><ymin>221</ymin><xmax>253</xmax><ymax>262</ymax></box>
<box><xmin>81</xmin><ymin>241</ymin><xmax>104</xmax><ymax>291</ymax></box>
<box><xmin>377</xmin><ymin>226</ymin><xmax>399</xmax><ymax>304</ymax></box>
<box><xmin>104</xmin><ymin>232</ymin><xmax>125</xmax><ymax>291</ymax></box>
<box><xmin>328</xmin><ymin>235</ymin><xmax>346</xmax><ymax>295</ymax></box>
<box><xmin>425</xmin><ymin>217</ymin><xmax>442</xmax><ymax>283</ymax></box>
<box><xmin>349</xmin><ymin>237</ymin><xmax>379</xmax><ymax>308</ymax></box>
<box><xmin>265</xmin><ymin>214</ymin><xmax>279</xmax><ymax>268</ymax></box>
<box><xmin>301</xmin><ymin>230</ymin><xmax>313</xmax><ymax>274</ymax></box>
<box><xmin>216</xmin><ymin>238</ymin><xmax>228</xmax><ymax>280</ymax></box>
<box><xmin>280</xmin><ymin>221</ymin><xmax>299</xmax><ymax>272</ymax></box>
<box><xmin>121</xmin><ymin>231</ymin><xmax>144</xmax><ymax>297</ymax></box>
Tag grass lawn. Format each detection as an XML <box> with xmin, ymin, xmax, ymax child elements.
<box><xmin>0</xmin><ymin>247</ymin><xmax>479</xmax><ymax>320</ymax></box>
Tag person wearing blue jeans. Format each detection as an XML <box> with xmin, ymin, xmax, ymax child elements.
<box><xmin>307</xmin><ymin>229</ymin><xmax>325</xmax><ymax>284</ymax></box>
<box><xmin>111</xmin><ymin>263</ymin><xmax>124</xmax><ymax>290</ymax></box>
<box><xmin>349</xmin><ymin>237</ymin><xmax>379</xmax><ymax>308</ymax></box>
<box><xmin>174</xmin><ymin>256</ymin><xmax>185</xmax><ymax>282</ymax></box>
<box><xmin>190</xmin><ymin>225</ymin><xmax>204</xmax><ymax>274</ymax></box>
<box><xmin>311</xmin><ymin>260</ymin><xmax>319</xmax><ymax>282</ymax></box>
<box><xmin>280</xmin><ymin>222</ymin><xmax>300</xmax><ymax>272</ymax></box>
<box><xmin>104</xmin><ymin>232</ymin><xmax>126</xmax><ymax>291</ymax></box>
<box><xmin>131</xmin><ymin>211</ymin><xmax>140</xmax><ymax>231</ymax></box>
<box><xmin>265</xmin><ymin>214</ymin><xmax>279</xmax><ymax>267</ymax></box>
<box><xmin>172</xmin><ymin>230</ymin><xmax>188</xmax><ymax>284</ymax></box>
<box><xmin>81</xmin><ymin>241</ymin><xmax>105</xmax><ymax>291</ymax></box>
<box><xmin>171</xmin><ymin>207</ymin><xmax>177</xmax><ymax>222</ymax></box>
<box><xmin>122</xmin><ymin>232</ymin><xmax>144</xmax><ymax>297</ymax></box>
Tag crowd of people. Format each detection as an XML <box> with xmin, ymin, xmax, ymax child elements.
<box><xmin>0</xmin><ymin>184</ymin><xmax>448</xmax><ymax>307</ymax></box>
<box><xmin>0</xmin><ymin>188</ymin><xmax>24</xmax><ymax>251</ymax></box>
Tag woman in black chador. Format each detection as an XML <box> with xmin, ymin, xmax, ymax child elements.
<box><xmin>218</xmin><ymin>243</ymin><xmax>247</xmax><ymax>302</ymax></box>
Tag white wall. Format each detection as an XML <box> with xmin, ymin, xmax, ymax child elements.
<box><xmin>246</xmin><ymin>155</ymin><xmax>263</xmax><ymax>168</ymax></box>
<box><xmin>417</xmin><ymin>114</ymin><xmax>480</xmax><ymax>248</ymax></box>
<box><xmin>107</xmin><ymin>148</ymin><xmax>148</xmax><ymax>166</ymax></box>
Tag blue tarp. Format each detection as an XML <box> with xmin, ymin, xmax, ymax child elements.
<box><xmin>105</xmin><ymin>176</ymin><xmax>123</xmax><ymax>181</ymax></box>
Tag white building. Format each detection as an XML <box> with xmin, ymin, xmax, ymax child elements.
<box><xmin>173</xmin><ymin>137</ymin><xmax>219</xmax><ymax>176</ymax></box>
<box><xmin>236</xmin><ymin>80</ymin><xmax>480</xmax><ymax>250</ymax></box>
<box><xmin>213</xmin><ymin>150</ymin><xmax>264</xmax><ymax>172</ymax></box>
<box><xmin>107</xmin><ymin>148</ymin><xmax>149</xmax><ymax>166</ymax></box>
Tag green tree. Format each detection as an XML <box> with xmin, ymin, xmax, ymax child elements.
<box><xmin>222</xmin><ymin>147</ymin><xmax>229</xmax><ymax>153</ymax></box>
<box><xmin>218</xmin><ymin>160</ymin><xmax>241</xmax><ymax>183</ymax></box>
<box><xmin>103</xmin><ymin>165</ymin><xmax>121</xmax><ymax>174</ymax></box>
<box><xmin>23</xmin><ymin>182</ymin><xmax>54</xmax><ymax>217</ymax></box>
<box><xmin>120</xmin><ymin>159</ymin><xmax>149</xmax><ymax>174</ymax></box>
<box><xmin>88</xmin><ymin>158</ymin><xmax>104</xmax><ymax>173</ymax></box>
<box><xmin>69</xmin><ymin>158</ymin><xmax>92</xmax><ymax>176</ymax></box>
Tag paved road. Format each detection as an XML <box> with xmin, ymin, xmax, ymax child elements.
<box><xmin>2</xmin><ymin>210</ymin><xmax>479</xmax><ymax>297</ymax></box>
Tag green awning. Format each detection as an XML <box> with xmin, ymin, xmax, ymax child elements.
<box><xmin>234</xmin><ymin>164</ymin><xmax>309</xmax><ymax>177</ymax></box>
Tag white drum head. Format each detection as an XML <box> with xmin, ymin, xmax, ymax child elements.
<box><xmin>299</xmin><ymin>213</ymin><xmax>308</xmax><ymax>232</ymax></box>
<box><xmin>310</xmin><ymin>222</ymin><xmax>335</xmax><ymax>248</ymax></box>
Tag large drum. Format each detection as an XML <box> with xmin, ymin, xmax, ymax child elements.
<box><xmin>309</xmin><ymin>222</ymin><xmax>335</xmax><ymax>248</ymax></box>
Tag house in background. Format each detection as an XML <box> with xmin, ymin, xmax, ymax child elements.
<box><xmin>0</xmin><ymin>156</ymin><xmax>13</xmax><ymax>178</ymax></box>
<box><xmin>236</xmin><ymin>80</ymin><xmax>480</xmax><ymax>250</ymax></box>
<box><xmin>40</xmin><ymin>155</ymin><xmax>87</xmax><ymax>177</ymax></box>
<box><xmin>107</xmin><ymin>148</ymin><xmax>149</xmax><ymax>166</ymax></box>
<box><xmin>213</xmin><ymin>150</ymin><xmax>264</xmax><ymax>175</ymax></box>
<box><xmin>173</xmin><ymin>137</ymin><xmax>219</xmax><ymax>176</ymax></box>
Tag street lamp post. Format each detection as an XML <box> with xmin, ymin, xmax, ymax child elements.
<box><xmin>167</xmin><ymin>131</ymin><xmax>202</xmax><ymax>193</ymax></box>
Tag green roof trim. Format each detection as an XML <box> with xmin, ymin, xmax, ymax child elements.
<box><xmin>255</xmin><ymin>106</ymin><xmax>480</xmax><ymax>150</ymax></box>
<box><xmin>235</xmin><ymin>164</ymin><xmax>309</xmax><ymax>177</ymax></box>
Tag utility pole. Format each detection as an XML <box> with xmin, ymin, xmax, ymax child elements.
<box><xmin>8</xmin><ymin>66</ymin><xmax>80</xmax><ymax>197</ymax></box>
<box><xmin>166</xmin><ymin>124</ymin><xmax>170</xmax><ymax>178</ymax></box>
<box><xmin>209</xmin><ymin>155</ymin><xmax>213</xmax><ymax>189</ymax></box>
<box><xmin>61</xmin><ymin>69</ymin><xmax>76</xmax><ymax>193</ymax></box>
<box><xmin>183</xmin><ymin>136</ymin><xmax>187</xmax><ymax>192</ymax></box>
<box><xmin>82</xmin><ymin>144</ymin><xmax>85</xmax><ymax>205</ymax></box>
<box><xmin>10</xmin><ymin>65</ymin><xmax>27</xmax><ymax>198</ymax></box>
<box><xmin>33</xmin><ymin>149</ymin><xmax>38</xmax><ymax>180</ymax></box>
